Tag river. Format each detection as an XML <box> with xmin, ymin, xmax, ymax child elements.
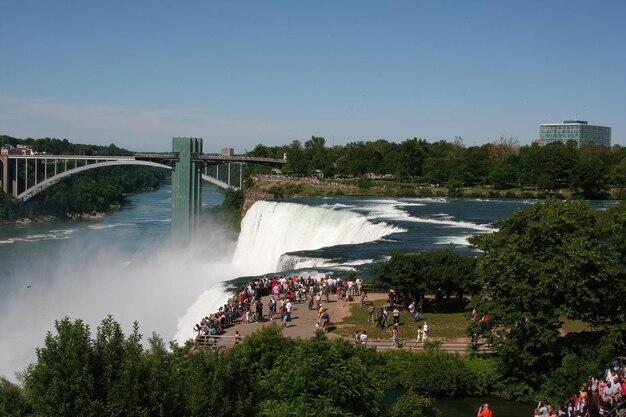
<box><xmin>0</xmin><ymin>185</ymin><xmax>561</xmax><ymax>412</ymax></box>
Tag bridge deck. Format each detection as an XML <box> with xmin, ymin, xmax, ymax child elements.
<box><xmin>8</xmin><ymin>154</ymin><xmax>287</xmax><ymax>165</ymax></box>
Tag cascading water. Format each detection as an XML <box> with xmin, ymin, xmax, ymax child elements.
<box><xmin>173</xmin><ymin>200</ymin><xmax>403</xmax><ymax>341</ymax></box>
<box><xmin>231</xmin><ymin>201</ymin><xmax>404</xmax><ymax>274</ymax></box>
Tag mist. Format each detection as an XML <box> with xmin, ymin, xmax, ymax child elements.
<box><xmin>0</xmin><ymin>198</ymin><xmax>401</xmax><ymax>382</ymax></box>
<box><xmin>0</xmin><ymin>217</ymin><xmax>239</xmax><ymax>382</ymax></box>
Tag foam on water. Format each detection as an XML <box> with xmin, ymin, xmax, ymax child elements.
<box><xmin>88</xmin><ymin>223</ymin><xmax>134</xmax><ymax>230</ymax></box>
<box><xmin>434</xmin><ymin>235</ymin><xmax>474</xmax><ymax>246</ymax></box>
<box><xmin>232</xmin><ymin>201</ymin><xmax>404</xmax><ymax>274</ymax></box>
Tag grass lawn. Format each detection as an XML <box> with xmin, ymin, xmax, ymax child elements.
<box><xmin>331</xmin><ymin>299</ymin><xmax>597</xmax><ymax>341</ymax></box>
<box><xmin>332</xmin><ymin>299</ymin><xmax>469</xmax><ymax>341</ymax></box>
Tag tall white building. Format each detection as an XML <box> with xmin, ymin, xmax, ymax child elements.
<box><xmin>539</xmin><ymin>120</ymin><xmax>611</xmax><ymax>147</ymax></box>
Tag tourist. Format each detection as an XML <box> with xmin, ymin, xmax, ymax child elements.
<box><xmin>285</xmin><ymin>300</ymin><xmax>293</xmax><ymax>321</ymax></box>
<box><xmin>376</xmin><ymin>307</ymin><xmax>384</xmax><ymax>328</ymax></box>
<box><xmin>360</xmin><ymin>330</ymin><xmax>368</xmax><ymax>346</ymax></box>
<box><xmin>416</xmin><ymin>328</ymin><xmax>423</xmax><ymax>343</ymax></box>
<box><xmin>382</xmin><ymin>307</ymin><xmax>389</xmax><ymax>328</ymax></box>
<box><xmin>422</xmin><ymin>322</ymin><xmax>429</xmax><ymax>341</ymax></box>
<box><xmin>319</xmin><ymin>309</ymin><xmax>330</xmax><ymax>331</ymax></box>
<box><xmin>536</xmin><ymin>401</ymin><xmax>548</xmax><ymax>416</ymax></box>
<box><xmin>268</xmin><ymin>296</ymin><xmax>276</xmax><ymax>320</ymax></box>
<box><xmin>392</xmin><ymin>307</ymin><xmax>400</xmax><ymax>325</ymax></box>
<box><xmin>392</xmin><ymin>324</ymin><xmax>400</xmax><ymax>348</ymax></box>
<box><xmin>355</xmin><ymin>330</ymin><xmax>361</xmax><ymax>344</ymax></box>
<box><xmin>233</xmin><ymin>330</ymin><xmax>241</xmax><ymax>345</ymax></box>
<box><xmin>360</xmin><ymin>289</ymin><xmax>368</xmax><ymax>306</ymax></box>
<box><xmin>388</xmin><ymin>289</ymin><xmax>396</xmax><ymax>308</ymax></box>
<box><xmin>368</xmin><ymin>305</ymin><xmax>374</xmax><ymax>322</ymax></box>
<box><xmin>477</xmin><ymin>403</ymin><xmax>492</xmax><ymax>417</ymax></box>
<box><xmin>255</xmin><ymin>300</ymin><xmax>263</xmax><ymax>323</ymax></box>
<box><xmin>408</xmin><ymin>302</ymin><xmax>416</xmax><ymax>321</ymax></box>
<box><xmin>415</xmin><ymin>296</ymin><xmax>424</xmax><ymax>321</ymax></box>
<box><xmin>281</xmin><ymin>304</ymin><xmax>289</xmax><ymax>327</ymax></box>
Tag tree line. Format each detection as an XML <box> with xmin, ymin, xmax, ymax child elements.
<box><xmin>0</xmin><ymin>135</ymin><xmax>133</xmax><ymax>156</ymax></box>
<box><xmin>1</xmin><ymin>317</ymin><xmax>498</xmax><ymax>417</ymax></box>
<box><xmin>249</xmin><ymin>136</ymin><xmax>626</xmax><ymax>198</ymax></box>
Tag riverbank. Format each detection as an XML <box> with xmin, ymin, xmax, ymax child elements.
<box><xmin>243</xmin><ymin>174</ymin><xmax>596</xmax><ymax>206</ymax></box>
<box><xmin>5</xmin><ymin>209</ymin><xmax>110</xmax><ymax>225</ymax></box>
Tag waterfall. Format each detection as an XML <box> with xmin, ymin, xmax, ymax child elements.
<box><xmin>174</xmin><ymin>200</ymin><xmax>403</xmax><ymax>342</ymax></box>
<box><xmin>232</xmin><ymin>201</ymin><xmax>403</xmax><ymax>275</ymax></box>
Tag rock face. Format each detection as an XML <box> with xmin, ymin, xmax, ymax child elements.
<box><xmin>243</xmin><ymin>186</ymin><xmax>274</xmax><ymax>213</ymax></box>
<box><xmin>15</xmin><ymin>215</ymin><xmax>60</xmax><ymax>224</ymax></box>
<box><xmin>67</xmin><ymin>212</ymin><xmax>105</xmax><ymax>220</ymax></box>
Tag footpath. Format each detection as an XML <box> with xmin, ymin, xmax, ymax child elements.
<box><xmin>195</xmin><ymin>292</ymin><xmax>490</xmax><ymax>354</ymax></box>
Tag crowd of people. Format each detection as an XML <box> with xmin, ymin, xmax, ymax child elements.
<box><xmin>192</xmin><ymin>274</ymin><xmax>367</xmax><ymax>339</ymax></box>
<box><xmin>534</xmin><ymin>361</ymin><xmax>626</xmax><ymax>416</ymax></box>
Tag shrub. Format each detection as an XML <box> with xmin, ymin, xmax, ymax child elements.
<box><xmin>388</xmin><ymin>392</ymin><xmax>441</xmax><ymax>417</ymax></box>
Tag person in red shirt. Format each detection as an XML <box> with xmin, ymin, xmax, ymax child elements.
<box><xmin>477</xmin><ymin>403</ymin><xmax>493</xmax><ymax>417</ymax></box>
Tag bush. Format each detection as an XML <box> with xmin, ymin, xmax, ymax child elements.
<box><xmin>388</xmin><ymin>392</ymin><xmax>441</xmax><ymax>417</ymax></box>
<box><xmin>378</xmin><ymin>350</ymin><xmax>501</xmax><ymax>397</ymax></box>
<box><xmin>0</xmin><ymin>377</ymin><xmax>31</xmax><ymax>417</ymax></box>
<box><xmin>417</xmin><ymin>188</ymin><xmax>433</xmax><ymax>197</ymax></box>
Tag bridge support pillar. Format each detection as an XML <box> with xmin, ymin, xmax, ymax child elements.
<box><xmin>0</xmin><ymin>156</ymin><xmax>7</xmax><ymax>194</ymax></box>
<box><xmin>171</xmin><ymin>137</ymin><xmax>203</xmax><ymax>241</ymax></box>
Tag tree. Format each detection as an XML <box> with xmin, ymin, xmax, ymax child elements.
<box><xmin>373</xmin><ymin>248</ymin><xmax>477</xmax><ymax>301</ymax></box>
<box><xmin>571</xmin><ymin>145</ymin><xmax>611</xmax><ymax>198</ymax></box>
<box><xmin>472</xmin><ymin>200</ymin><xmax>623</xmax><ymax>394</ymax></box>
<box><xmin>22</xmin><ymin>316</ymin><xmax>187</xmax><ymax>416</ymax></box>
<box><xmin>0</xmin><ymin>377</ymin><xmax>31</xmax><ymax>417</ymax></box>
<box><xmin>258</xmin><ymin>332</ymin><xmax>382</xmax><ymax>416</ymax></box>
<box><xmin>24</xmin><ymin>318</ymin><xmax>97</xmax><ymax>416</ymax></box>
<box><xmin>388</xmin><ymin>392</ymin><xmax>441</xmax><ymax>417</ymax></box>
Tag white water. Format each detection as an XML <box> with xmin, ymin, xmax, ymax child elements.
<box><xmin>232</xmin><ymin>201</ymin><xmax>404</xmax><ymax>274</ymax></box>
<box><xmin>173</xmin><ymin>201</ymin><xmax>403</xmax><ymax>341</ymax></box>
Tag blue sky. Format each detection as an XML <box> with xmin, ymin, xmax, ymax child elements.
<box><xmin>1</xmin><ymin>0</ymin><xmax>625</xmax><ymax>152</ymax></box>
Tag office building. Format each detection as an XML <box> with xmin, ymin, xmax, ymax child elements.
<box><xmin>539</xmin><ymin>120</ymin><xmax>611</xmax><ymax>147</ymax></box>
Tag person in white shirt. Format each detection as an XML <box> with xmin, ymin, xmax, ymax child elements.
<box><xmin>359</xmin><ymin>330</ymin><xmax>368</xmax><ymax>346</ymax></box>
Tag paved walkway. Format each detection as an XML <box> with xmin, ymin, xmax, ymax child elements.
<box><xmin>195</xmin><ymin>292</ymin><xmax>489</xmax><ymax>354</ymax></box>
<box><xmin>220</xmin><ymin>291</ymin><xmax>356</xmax><ymax>340</ymax></box>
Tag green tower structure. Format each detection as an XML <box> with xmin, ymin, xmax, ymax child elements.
<box><xmin>171</xmin><ymin>137</ymin><xmax>203</xmax><ymax>240</ymax></box>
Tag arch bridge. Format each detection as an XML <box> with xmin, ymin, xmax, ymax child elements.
<box><xmin>0</xmin><ymin>137</ymin><xmax>286</xmax><ymax>240</ymax></box>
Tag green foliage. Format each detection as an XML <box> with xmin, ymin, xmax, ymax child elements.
<box><xmin>0</xmin><ymin>191</ymin><xmax>19</xmax><ymax>223</ymax></box>
<box><xmin>246</xmin><ymin>135</ymin><xmax>626</xmax><ymax>198</ymax></box>
<box><xmin>266</xmin><ymin>182</ymin><xmax>304</xmax><ymax>198</ymax></box>
<box><xmin>372</xmin><ymin>248</ymin><xmax>477</xmax><ymax>300</ymax></box>
<box><xmin>204</xmin><ymin>188</ymin><xmax>244</xmax><ymax>229</ymax></box>
<box><xmin>388</xmin><ymin>393</ymin><xmax>441</xmax><ymax>417</ymax></box>
<box><xmin>24</xmin><ymin>317</ymin><xmax>97</xmax><ymax>416</ymax></box>
<box><xmin>472</xmin><ymin>199</ymin><xmax>625</xmax><ymax>395</ymax></box>
<box><xmin>0</xmin><ymin>135</ymin><xmax>133</xmax><ymax>156</ymax></box>
<box><xmin>538</xmin><ymin>339</ymin><xmax>613</xmax><ymax>405</ymax></box>
<box><xmin>0</xmin><ymin>377</ymin><xmax>31</xmax><ymax>417</ymax></box>
<box><xmin>379</xmin><ymin>350</ymin><xmax>501</xmax><ymax>397</ymax></box>
<box><xmin>258</xmin><ymin>335</ymin><xmax>382</xmax><ymax>416</ymax></box>
<box><xmin>22</xmin><ymin>316</ymin><xmax>185</xmax><ymax>416</ymax></box>
<box><xmin>357</xmin><ymin>177</ymin><xmax>372</xmax><ymax>190</ymax></box>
